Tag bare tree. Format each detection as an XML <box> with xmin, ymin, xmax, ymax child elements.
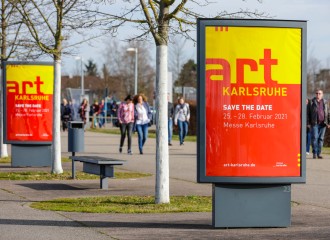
<box><xmin>169</xmin><ymin>36</ymin><xmax>187</xmax><ymax>84</ymax></box>
<box><xmin>307</xmin><ymin>57</ymin><xmax>321</xmax><ymax>94</ymax></box>
<box><xmin>103</xmin><ymin>39</ymin><xmax>155</xmax><ymax>101</ymax></box>
<box><xmin>92</xmin><ymin>0</ymin><xmax>268</xmax><ymax>204</ymax></box>
<box><xmin>11</xmin><ymin>0</ymin><xmax>102</xmax><ymax>174</ymax></box>
<box><xmin>0</xmin><ymin>0</ymin><xmax>39</xmax><ymax>158</ymax></box>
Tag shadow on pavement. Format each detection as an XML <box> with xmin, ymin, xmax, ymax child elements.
<box><xmin>0</xmin><ymin>218</ymin><xmax>212</xmax><ymax>230</ymax></box>
<box><xmin>19</xmin><ymin>183</ymin><xmax>89</xmax><ymax>191</ymax></box>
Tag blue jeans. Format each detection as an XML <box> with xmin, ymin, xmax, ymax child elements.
<box><xmin>306</xmin><ymin>128</ymin><xmax>311</xmax><ymax>153</ymax></box>
<box><xmin>178</xmin><ymin>120</ymin><xmax>188</xmax><ymax>144</ymax></box>
<box><xmin>168</xmin><ymin>118</ymin><xmax>173</xmax><ymax>143</ymax></box>
<box><xmin>98</xmin><ymin>112</ymin><xmax>105</xmax><ymax>127</ymax></box>
<box><xmin>136</xmin><ymin>123</ymin><xmax>149</xmax><ymax>153</ymax></box>
<box><xmin>311</xmin><ymin>124</ymin><xmax>326</xmax><ymax>156</ymax></box>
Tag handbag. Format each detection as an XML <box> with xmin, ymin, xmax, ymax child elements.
<box><xmin>114</xmin><ymin>119</ymin><xmax>120</xmax><ymax>127</ymax></box>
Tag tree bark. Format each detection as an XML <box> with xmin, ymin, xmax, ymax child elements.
<box><xmin>52</xmin><ymin>59</ymin><xmax>63</xmax><ymax>174</ymax></box>
<box><xmin>155</xmin><ymin>44</ymin><xmax>170</xmax><ymax>204</ymax></box>
<box><xmin>1</xmin><ymin>0</ymin><xmax>8</xmax><ymax>158</ymax></box>
<box><xmin>0</xmin><ymin>70</ymin><xmax>8</xmax><ymax>158</ymax></box>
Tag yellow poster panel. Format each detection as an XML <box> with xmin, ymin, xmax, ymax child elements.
<box><xmin>206</xmin><ymin>26</ymin><xmax>301</xmax><ymax>85</ymax></box>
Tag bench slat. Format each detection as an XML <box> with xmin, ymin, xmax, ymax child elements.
<box><xmin>70</xmin><ymin>156</ymin><xmax>126</xmax><ymax>165</ymax></box>
<box><xmin>70</xmin><ymin>155</ymin><xmax>126</xmax><ymax>189</ymax></box>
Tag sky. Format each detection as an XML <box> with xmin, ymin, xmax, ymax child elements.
<box><xmin>61</xmin><ymin>0</ymin><xmax>330</xmax><ymax>75</ymax></box>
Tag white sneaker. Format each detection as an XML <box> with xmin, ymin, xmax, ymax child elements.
<box><xmin>306</xmin><ymin>152</ymin><xmax>310</xmax><ymax>155</ymax></box>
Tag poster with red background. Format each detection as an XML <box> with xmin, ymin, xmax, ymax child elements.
<box><xmin>4</xmin><ymin>63</ymin><xmax>54</xmax><ymax>143</ymax></box>
<box><xmin>204</xmin><ymin>25</ymin><xmax>302</xmax><ymax>178</ymax></box>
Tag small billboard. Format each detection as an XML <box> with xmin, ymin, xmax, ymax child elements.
<box><xmin>197</xmin><ymin>19</ymin><xmax>306</xmax><ymax>184</ymax></box>
<box><xmin>3</xmin><ymin>62</ymin><xmax>54</xmax><ymax>144</ymax></box>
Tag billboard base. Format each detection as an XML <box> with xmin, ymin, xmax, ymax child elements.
<box><xmin>11</xmin><ymin>144</ymin><xmax>52</xmax><ymax>167</ymax></box>
<box><xmin>212</xmin><ymin>184</ymin><xmax>291</xmax><ymax>228</ymax></box>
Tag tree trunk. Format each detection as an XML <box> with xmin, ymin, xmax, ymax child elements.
<box><xmin>155</xmin><ymin>44</ymin><xmax>170</xmax><ymax>204</ymax></box>
<box><xmin>52</xmin><ymin>59</ymin><xmax>63</xmax><ymax>173</ymax></box>
<box><xmin>0</xmin><ymin>70</ymin><xmax>8</xmax><ymax>158</ymax></box>
<box><xmin>0</xmin><ymin>0</ymin><xmax>8</xmax><ymax>158</ymax></box>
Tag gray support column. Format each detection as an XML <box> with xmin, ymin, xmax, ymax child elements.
<box><xmin>213</xmin><ymin>184</ymin><xmax>291</xmax><ymax>228</ymax></box>
<box><xmin>11</xmin><ymin>144</ymin><xmax>52</xmax><ymax>167</ymax></box>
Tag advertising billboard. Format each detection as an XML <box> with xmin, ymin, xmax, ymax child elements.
<box><xmin>3</xmin><ymin>62</ymin><xmax>54</xmax><ymax>144</ymax></box>
<box><xmin>197</xmin><ymin>19</ymin><xmax>306</xmax><ymax>183</ymax></box>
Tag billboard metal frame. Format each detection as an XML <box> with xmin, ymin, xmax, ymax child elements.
<box><xmin>3</xmin><ymin>61</ymin><xmax>55</xmax><ymax>145</ymax></box>
<box><xmin>197</xmin><ymin>19</ymin><xmax>307</xmax><ymax>184</ymax></box>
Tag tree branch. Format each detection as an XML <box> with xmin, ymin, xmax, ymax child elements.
<box><xmin>148</xmin><ymin>0</ymin><xmax>159</xmax><ymax>20</ymax></box>
<box><xmin>29</xmin><ymin>0</ymin><xmax>56</xmax><ymax>37</ymax></box>
<box><xmin>165</xmin><ymin>0</ymin><xmax>187</xmax><ymax>20</ymax></box>
<box><xmin>140</xmin><ymin>0</ymin><xmax>158</xmax><ymax>41</ymax></box>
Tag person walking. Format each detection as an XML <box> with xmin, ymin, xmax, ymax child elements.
<box><xmin>118</xmin><ymin>95</ymin><xmax>135</xmax><ymax>155</ymax></box>
<box><xmin>79</xmin><ymin>98</ymin><xmax>88</xmax><ymax>129</ymax></box>
<box><xmin>174</xmin><ymin>97</ymin><xmax>190</xmax><ymax>146</ymax></box>
<box><xmin>98</xmin><ymin>99</ymin><xmax>106</xmax><ymax>128</ymax></box>
<box><xmin>168</xmin><ymin>94</ymin><xmax>174</xmax><ymax>146</ymax></box>
<box><xmin>306</xmin><ymin>98</ymin><xmax>311</xmax><ymax>155</ymax></box>
<box><xmin>60</xmin><ymin>98</ymin><xmax>71</xmax><ymax>131</ymax></box>
<box><xmin>308</xmin><ymin>89</ymin><xmax>330</xmax><ymax>159</ymax></box>
<box><xmin>90</xmin><ymin>100</ymin><xmax>100</xmax><ymax>128</ymax></box>
<box><xmin>133</xmin><ymin>94</ymin><xmax>152</xmax><ymax>154</ymax></box>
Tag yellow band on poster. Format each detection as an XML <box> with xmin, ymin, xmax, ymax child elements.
<box><xmin>205</xmin><ymin>26</ymin><xmax>302</xmax><ymax>85</ymax></box>
<box><xmin>6</xmin><ymin>65</ymin><xmax>54</xmax><ymax>94</ymax></box>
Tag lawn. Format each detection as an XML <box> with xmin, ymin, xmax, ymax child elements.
<box><xmin>31</xmin><ymin>195</ymin><xmax>212</xmax><ymax>213</ymax></box>
<box><xmin>0</xmin><ymin>170</ymin><xmax>151</xmax><ymax>180</ymax></box>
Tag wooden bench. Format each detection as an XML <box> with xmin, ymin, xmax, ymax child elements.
<box><xmin>70</xmin><ymin>156</ymin><xmax>126</xmax><ymax>189</ymax></box>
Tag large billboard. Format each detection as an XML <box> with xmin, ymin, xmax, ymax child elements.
<box><xmin>197</xmin><ymin>19</ymin><xmax>306</xmax><ymax>183</ymax></box>
<box><xmin>3</xmin><ymin>62</ymin><xmax>54</xmax><ymax>144</ymax></box>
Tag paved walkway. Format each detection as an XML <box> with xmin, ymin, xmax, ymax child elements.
<box><xmin>1</xmin><ymin>130</ymin><xmax>330</xmax><ymax>239</ymax></box>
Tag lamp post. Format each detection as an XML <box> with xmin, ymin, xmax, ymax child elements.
<box><xmin>127</xmin><ymin>48</ymin><xmax>138</xmax><ymax>95</ymax></box>
<box><xmin>75</xmin><ymin>56</ymin><xmax>84</xmax><ymax>97</ymax></box>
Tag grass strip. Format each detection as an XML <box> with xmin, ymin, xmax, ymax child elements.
<box><xmin>0</xmin><ymin>171</ymin><xmax>151</xmax><ymax>181</ymax></box>
<box><xmin>31</xmin><ymin>195</ymin><xmax>212</xmax><ymax>213</ymax></box>
<box><xmin>0</xmin><ymin>157</ymin><xmax>74</xmax><ymax>164</ymax></box>
<box><xmin>0</xmin><ymin>157</ymin><xmax>11</xmax><ymax>163</ymax></box>
<box><xmin>89</xmin><ymin>128</ymin><xmax>196</xmax><ymax>142</ymax></box>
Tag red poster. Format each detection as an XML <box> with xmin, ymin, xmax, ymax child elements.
<box><xmin>5</xmin><ymin>64</ymin><xmax>54</xmax><ymax>143</ymax></box>
<box><xmin>205</xmin><ymin>26</ymin><xmax>302</xmax><ymax>177</ymax></box>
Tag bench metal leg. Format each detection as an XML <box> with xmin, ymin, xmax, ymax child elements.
<box><xmin>100</xmin><ymin>165</ymin><xmax>108</xmax><ymax>189</ymax></box>
<box><xmin>71</xmin><ymin>152</ymin><xmax>76</xmax><ymax>179</ymax></box>
<box><xmin>72</xmin><ymin>161</ymin><xmax>76</xmax><ymax>179</ymax></box>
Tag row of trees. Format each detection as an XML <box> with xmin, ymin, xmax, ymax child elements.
<box><xmin>72</xmin><ymin>39</ymin><xmax>197</xmax><ymax>102</ymax></box>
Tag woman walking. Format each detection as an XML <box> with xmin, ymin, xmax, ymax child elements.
<box><xmin>118</xmin><ymin>95</ymin><xmax>135</xmax><ymax>154</ymax></box>
<box><xmin>98</xmin><ymin>99</ymin><xmax>106</xmax><ymax>128</ymax></box>
<box><xmin>174</xmin><ymin>97</ymin><xmax>190</xmax><ymax>145</ymax></box>
<box><xmin>133</xmin><ymin>94</ymin><xmax>152</xmax><ymax>154</ymax></box>
<box><xmin>79</xmin><ymin>98</ymin><xmax>88</xmax><ymax>129</ymax></box>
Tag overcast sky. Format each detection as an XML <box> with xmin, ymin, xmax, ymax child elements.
<box><xmin>61</xmin><ymin>0</ymin><xmax>330</xmax><ymax>75</ymax></box>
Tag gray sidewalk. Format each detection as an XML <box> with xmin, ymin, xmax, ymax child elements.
<box><xmin>1</xmin><ymin>131</ymin><xmax>330</xmax><ymax>239</ymax></box>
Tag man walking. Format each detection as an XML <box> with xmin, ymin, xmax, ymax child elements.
<box><xmin>308</xmin><ymin>89</ymin><xmax>329</xmax><ymax>159</ymax></box>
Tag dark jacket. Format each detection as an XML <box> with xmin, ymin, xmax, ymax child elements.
<box><xmin>168</xmin><ymin>102</ymin><xmax>174</xmax><ymax>120</ymax></box>
<box><xmin>60</xmin><ymin>104</ymin><xmax>71</xmax><ymax>121</ymax></box>
<box><xmin>308</xmin><ymin>97</ymin><xmax>329</xmax><ymax>126</ymax></box>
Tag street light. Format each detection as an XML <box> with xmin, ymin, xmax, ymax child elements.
<box><xmin>75</xmin><ymin>56</ymin><xmax>84</xmax><ymax>97</ymax></box>
<box><xmin>127</xmin><ymin>47</ymin><xmax>138</xmax><ymax>95</ymax></box>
